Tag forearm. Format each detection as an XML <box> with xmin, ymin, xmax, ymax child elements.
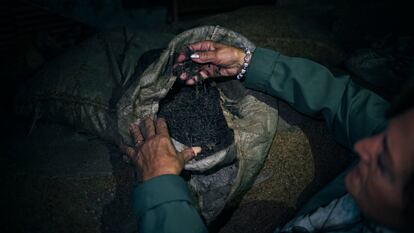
<box><xmin>133</xmin><ymin>174</ymin><xmax>208</xmax><ymax>233</ymax></box>
<box><xmin>244</xmin><ymin>48</ymin><xmax>389</xmax><ymax>149</ymax></box>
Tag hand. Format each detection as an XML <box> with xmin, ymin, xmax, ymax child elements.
<box><xmin>175</xmin><ymin>40</ymin><xmax>246</xmax><ymax>85</ymax></box>
<box><xmin>120</xmin><ymin>117</ymin><xmax>201</xmax><ymax>181</ymax></box>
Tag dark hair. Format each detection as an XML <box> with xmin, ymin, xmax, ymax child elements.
<box><xmin>386</xmin><ymin>78</ymin><xmax>414</xmax><ymax>231</ymax></box>
<box><xmin>386</xmin><ymin>78</ymin><xmax>414</xmax><ymax>119</ymax></box>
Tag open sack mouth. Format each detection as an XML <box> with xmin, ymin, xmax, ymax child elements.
<box><xmin>135</xmin><ymin>45</ymin><xmax>238</xmax><ymax>173</ymax></box>
<box><xmin>158</xmin><ymin>80</ymin><xmax>237</xmax><ymax>172</ymax></box>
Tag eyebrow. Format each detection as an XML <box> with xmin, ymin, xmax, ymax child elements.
<box><xmin>382</xmin><ymin>133</ymin><xmax>396</xmax><ymax>181</ymax></box>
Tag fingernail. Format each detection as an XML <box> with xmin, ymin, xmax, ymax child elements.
<box><xmin>192</xmin><ymin>146</ymin><xmax>202</xmax><ymax>155</ymax></box>
<box><xmin>190</xmin><ymin>54</ymin><xmax>199</xmax><ymax>59</ymax></box>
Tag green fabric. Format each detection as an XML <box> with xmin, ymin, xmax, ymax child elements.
<box><xmin>133</xmin><ymin>47</ymin><xmax>390</xmax><ymax>232</ymax></box>
<box><xmin>295</xmin><ymin>161</ymin><xmax>356</xmax><ymax>217</ymax></box>
<box><xmin>245</xmin><ymin>48</ymin><xmax>388</xmax><ymax>150</ymax></box>
<box><xmin>133</xmin><ymin>174</ymin><xmax>208</xmax><ymax>233</ymax></box>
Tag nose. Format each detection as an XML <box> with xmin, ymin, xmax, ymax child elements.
<box><xmin>354</xmin><ymin>133</ymin><xmax>383</xmax><ymax>165</ymax></box>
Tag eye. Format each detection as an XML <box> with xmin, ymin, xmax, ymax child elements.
<box><xmin>376</xmin><ymin>133</ymin><xmax>395</xmax><ymax>182</ymax></box>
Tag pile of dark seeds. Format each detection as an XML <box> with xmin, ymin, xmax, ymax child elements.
<box><xmin>158</xmin><ymin>81</ymin><xmax>234</xmax><ymax>159</ymax></box>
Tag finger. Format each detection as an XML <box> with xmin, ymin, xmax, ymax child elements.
<box><xmin>179</xmin><ymin>72</ymin><xmax>188</xmax><ymax>81</ymax></box>
<box><xmin>144</xmin><ymin>117</ymin><xmax>156</xmax><ymax>138</ymax></box>
<box><xmin>178</xmin><ymin>146</ymin><xmax>202</xmax><ymax>162</ymax></box>
<box><xmin>120</xmin><ymin>144</ymin><xmax>136</xmax><ymax>159</ymax></box>
<box><xmin>191</xmin><ymin>51</ymin><xmax>217</xmax><ymax>64</ymax></box>
<box><xmin>188</xmin><ymin>40</ymin><xmax>216</xmax><ymax>52</ymax></box>
<box><xmin>175</xmin><ymin>53</ymin><xmax>188</xmax><ymax>63</ymax></box>
<box><xmin>199</xmin><ymin>64</ymin><xmax>221</xmax><ymax>77</ymax></box>
<box><xmin>187</xmin><ymin>74</ymin><xmax>201</xmax><ymax>84</ymax></box>
<box><xmin>156</xmin><ymin>118</ymin><xmax>170</xmax><ymax>137</ymax></box>
<box><xmin>185</xmin><ymin>78</ymin><xmax>196</xmax><ymax>85</ymax></box>
<box><xmin>199</xmin><ymin>70</ymin><xmax>209</xmax><ymax>79</ymax></box>
<box><xmin>129</xmin><ymin>123</ymin><xmax>144</xmax><ymax>147</ymax></box>
<box><xmin>192</xmin><ymin>146</ymin><xmax>202</xmax><ymax>155</ymax></box>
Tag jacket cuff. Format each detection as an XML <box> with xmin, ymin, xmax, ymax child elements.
<box><xmin>244</xmin><ymin>47</ymin><xmax>281</xmax><ymax>91</ymax></box>
<box><xmin>132</xmin><ymin>174</ymin><xmax>193</xmax><ymax>218</ymax></box>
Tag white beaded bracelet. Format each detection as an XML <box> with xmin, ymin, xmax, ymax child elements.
<box><xmin>236</xmin><ymin>47</ymin><xmax>252</xmax><ymax>80</ymax></box>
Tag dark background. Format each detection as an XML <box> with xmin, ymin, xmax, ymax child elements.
<box><xmin>1</xmin><ymin>0</ymin><xmax>412</xmax><ymax>120</ymax></box>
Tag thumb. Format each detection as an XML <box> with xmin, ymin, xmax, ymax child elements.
<box><xmin>191</xmin><ymin>51</ymin><xmax>217</xmax><ymax>64</ymax></box>
<box><xmin>178</xmin><ymin>146</ymin><xmax>202</xmax><ymax>162</ymax></box>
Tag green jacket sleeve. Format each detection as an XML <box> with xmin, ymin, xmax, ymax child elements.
<box><xmin>244</xmin><ymin>48</ymin><xmax>389</xmax><ymax>150</ymax></box>
<box><xmin>132</xmin><ymin>174</ymin><xmax>208</xmax><ymax>233</ymax></box>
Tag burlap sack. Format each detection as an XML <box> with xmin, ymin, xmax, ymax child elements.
<box><xmin>117</xmin><ymin>25</ymin><xmax>278</xmax><ymax>222</ymax></box>
<box><xmin>15</xmin><ymin>28</ymin><xmax>174</xmax><ymax>143</ymax></box>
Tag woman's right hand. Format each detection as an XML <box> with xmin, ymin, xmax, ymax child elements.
<box><xmin>174</xmin><ymin>40</ymin><xmax>246</xmax><ymax>85</ymax></box>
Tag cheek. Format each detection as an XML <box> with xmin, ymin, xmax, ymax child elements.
<box><xmin>353</xmin><ymin>177</ymin><xmax>403</xmax><ymax>223</ymax></box>
<box><xmin>345</xmin><ymin>168</ymin><xmax>360</xmax><ymax>198</ymax></box>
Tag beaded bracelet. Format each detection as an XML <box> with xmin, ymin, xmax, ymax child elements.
<box><xmin>236</xmin><ymin>47</ymin><xmax>252</xmax><ymax>80</ymax></box>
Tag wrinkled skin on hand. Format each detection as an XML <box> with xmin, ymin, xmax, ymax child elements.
<box><xmin>120</xmin><ymin>117</ymin><xmax>201</xmax><ymax>181</ymax></box>
<box><xmin>174</xmin><ymin>41</ymin><xmax>246</xmax><ymax>85</ymax></box>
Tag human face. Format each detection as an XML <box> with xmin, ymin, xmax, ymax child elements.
<box><xmin>345</xmin><ymin>108</ymin><xmax>414</xmax><ymax>228</ymax></box>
